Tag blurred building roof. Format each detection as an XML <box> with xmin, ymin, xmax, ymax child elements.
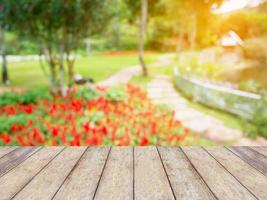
<box><xmin>220</xmin><ymin>31</ymin><xmax>244</xmax><ymax>47</ymax></box>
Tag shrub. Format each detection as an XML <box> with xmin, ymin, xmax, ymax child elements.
<box><xmin>0</xmin><ymin>114</ymin><xmax>34</xmax><ymax>133</ymax></box>
<box><xmin>104</xmin><ymin>87</ymin><xmax>126</xmax><ymax>102</ymax></box>
<box><xmin>243</xmin><ymin>37</ymin><xmax>267</xmax><ymax>64</ymax></box>
<box><xmin>0</xmin><ymin>85</ymin><xmax>190</xmax><ymax>146</ymax></box>
<box><xmin>0</xmin><ymin>90</ymin><xmax>51</xmax><ymax>106</ymax></box>
<box><xmin>74</xmin><ymin>87</ymin><xmax>99</xmax><ymax>100</ymax></box>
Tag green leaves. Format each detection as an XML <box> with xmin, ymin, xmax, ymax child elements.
<box><xmin>0</xmin><ymin>90</ymin><xmax>51</xmax><ymax>106</ymax></box>
<box><xmin>104</xmin><ymin>87</ymin><xmax>126</xmax><ymax>102</ymax></box>
<box><xmin>74</xmin><ymin>87</ymin><xmax>99</xmax><ymax>100</ymax></box>
<box><xmin>0</xmin><ymin>114</ymin><xmax>33</xmax><ymax>133</ymax></box>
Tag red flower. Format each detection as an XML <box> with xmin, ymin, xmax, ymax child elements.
<box><xmin>26</xmin><ymin>119</ymin><xmax>34</xmax><ymax>128</ymax></box>
<box><xmin>52</xmin><ymin>126</ymin><xmax>60</xmax><ymax>137</ymax></box>
<box><xmin>6</xmin><ymin>105</ymin><xmax>16</xmax><ymax>115</ymax></box>
<box><xmin>83</xmin><ymin>122</ymin><xmax>91</xmax><ymax>132</ymax></box>
<box><xmin>16</xmin><ymin>135</ymin><xmax>26</xmax><ymax>146</ymax></box>
<box><xmin>140</xmin><ymin>136</ymin><xmax>149</xmax><ymax>146</ymax></box>
<box><xmin>150</xmin><ymin>122</ymin><xmax>157</xmax><ymax>135</ymax></box>
<box><xmin>17</xmin><ymin>124</ymin><xmax>24</xmax><ymax>132</ymax></box>
<box><xmin>11</xmin><ymin>124</ymin><xmax>17</xmax><ymax>132</ymax></box>
<box><xmin>24</xmin><ymin>104</ymin><xmax>34</xmax><ymax>114</ymax></box>
<box><xmin>1</xmin><ymin>133</ymin><xmax>11</xmax><ymax>144</ymax></box>
<box><xmin>85</xmin><ymin>136</ymin><xmax>100</xmax><ymax>145</ymax></box>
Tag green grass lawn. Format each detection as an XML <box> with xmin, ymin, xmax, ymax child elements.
<box><xmin>2</xmin><ymin>54</ymin><xmax>159</xmax><ymax>89</ymax></box>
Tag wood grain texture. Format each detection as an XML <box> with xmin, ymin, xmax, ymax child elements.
<box><xmin>229</xmin><ymin>146</ymin><xmax>267</xmax><ymax>176</ymax></box>
<box><xmin>13</xmin><ymin>147</ymin><xmax>86</xmax><ymax>200</ymax></box>
<box><xmin>0</xmin><ymin>147</ymin><xmax>17</xmax><ymax>158</ymax></box>
<box><xmin>158</xmin><ymin>147</ymin><xmax>215</xmax><ymax>200</ymax></box>
<box><xmin>182</xmin><ymin>147</ymin><xmax>256</xmax><ymax>200</ymax></box>
<box><xmin>134</xmin><ymin>146</ymin><xmax>175</xmax><ymax>200</ymax></box>
<box><xmin>53</xmin><ymin>147</ymin><xmax>110</xmax><ymax>200</ymax></box>
<box><xmin>206</xmin><ymin>147</ymin><xmax>267</xmax><ymax>200</ymax></box>
<box><xmin>0</xmin><ymin>147</ymin><xmax>40</xmax><ymax>177</ymax></box>
<box><xmin>250</xmin><ymin>147</ymin><xmax>267</xmax><ymax>157</ymax></box>
<box><xmin>94</xmin><ymin>147</ymin><xmax>133</xmax><ymax>200</ymax></box>
<box><xmin>0</xmin><ymin>147</ymin><xmax>63</xmax><ymax>200</ymax></box>
<box><xmin>0</xmin><ymin>147</ymin><xmax>265</xmax><ymax>199</ymax></box>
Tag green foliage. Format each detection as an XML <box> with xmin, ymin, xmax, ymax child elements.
<box><xmin>104</xmin><ymin>87</ymin><xmax>126</xmax><ymax>102</ymax></box>
<box><xmin>74</xmin><ymin>85</ymin><xmax>127</xmax><ymax>103</ymax></box>
<box><xmin>252</xmin><ymin>99</ymin><xmax>267</xmax><ymax>138</ymax></box>
<box><xmin>243</xmin><ymin>37</ymin><xmax>267</xmax><ymax>64</ymax></box>
<box><xmin>0</xmin><ymin>90</ymin><xmax>51</xmax><ymax>106</ymax></box>
<box><xmin>239</xmin><ymin>79</ymin><xmax>264</xmax><ymax>94</ymax></box>
<box><xmin>90</xmin><ymin>112</ymin><xmax>105</xmax><ymax>124</ymax></box>
<box><xmin>74</xmin><ymin>87</ymin><xmax>99</xmax><ymax>100</ymax></box>
<box><xmin>178</xmin><ymin>52</ymin><xmax>222</xmax><ymax>79</ymax></box>
<box><xmin>149</xmin><ymin>0</ymin><xmax>223</xmax><ymax>49</ymax></box>
<box><xmin>243</xmin><ymin>102</ymin><xmax>267</xmax><ymax>138</ymax></box>
<box><xmin>218</xmin><ymin>11</ymin><xmax>267</xmax><ymax>39</ymax></box>
<box><xmin>0</xmin><ymin>92</ymin><xmax>20</xmax><ymax>106</ymax></box>
<box><xmin>0</xmin><ymin>114</ymin><xmax>33</xmax><ymax>133</ymax></box>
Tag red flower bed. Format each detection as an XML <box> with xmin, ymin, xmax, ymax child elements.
<box><xmin>0</xmin><ymin>84</ymin><xmax>190</xmax><ymax>146</ymax></box>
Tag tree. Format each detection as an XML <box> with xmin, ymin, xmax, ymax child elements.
<box><xmin>139</xmin><ymin>0</ymin><xmax>148</xmax><ymax>76</ymax></box>
<box><xmin>0</xmin><ymin>3</ymin><xmax>9</xmax><ymax>85</ymax></box>
<box><xmin>4</xmin><ymin>0</ymin><xmax>109</xmax><ymax>93</ymax></box>
<box><xmin>125</xmin><ymin>0</ymin><xmax>158</xmax><ymax>76</ymax></box>
<box><xmin>158</xmin><ymin>0</ymin><xmax>223</xmax><ymax>50</ymax></box>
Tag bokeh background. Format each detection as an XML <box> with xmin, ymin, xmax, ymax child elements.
<box><xmin>0</xmin><ymin>0</ymin><xmax>266</xmax><ymax>146</ymax></box>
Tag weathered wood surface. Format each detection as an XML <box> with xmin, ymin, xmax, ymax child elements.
<box><xmin>0</xmin><ymin>146</ymin><xmax>266</xmax><ymax>200</ymax></box>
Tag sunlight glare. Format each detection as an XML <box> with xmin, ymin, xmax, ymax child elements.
<box><xmin>215</xmin><ymin>0</ymin><xmax>263</xmax><ymax>13</ymax></box>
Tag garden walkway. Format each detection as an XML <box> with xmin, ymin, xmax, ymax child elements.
<box><xmin>98</xmin><ymin>55</ymin><xmax>267</xmax><ymax>146</ymax></box>
<box><xmin>147</xmin><ymin>75</ymin><xmax>267</xmax><ymax>146</ymax></box>
<box><xmin>0</xmin><ymin>146</ymin><xmax>267</xmax><ymax>200</ymax></box>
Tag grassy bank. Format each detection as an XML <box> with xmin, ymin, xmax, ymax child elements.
<box><xmin>1</xmin><ymin>54</ymin><xmax>159</xmax><ymax>89</ymax></box>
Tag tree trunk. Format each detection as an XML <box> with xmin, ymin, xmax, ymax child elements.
<box><xmin>85</xmin><ymin>37</ymin><xmax>91</xmax><ymax>57</ymax></box>
<box><xmin>46</xmin><ymin>47</ymin><xmax>57</xmax><ymax>93</ymax></box>
<box><xmin>66</xmin><ymin>53</ymin><xmax>75</xmax><ymax>87</ymax></box>
<box><xmin>0</xmin><ymin>25</ymin><xmax>9</xmax><ymax>85</ymax></box>
<box><xmin>176</xmin><ymin>28</ymin><xmax>184</xmax><ymax>56</ymax></box>
<box><xmin>138</xmin><ymin>0</ymin><xmax>148</xmax><ymax>76</ymax></box>
<box><xmin>58</xmin><ymin>41</ymin><xmax>66</xmax><ymax>96</ymax></box>
<box><xmin>38</xmin><ymin>49</ymin><xmax>50</xmax><ymax>79</ymax></box>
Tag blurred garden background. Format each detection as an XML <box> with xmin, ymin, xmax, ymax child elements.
<box><xmin>0</xmin><ymin>0</ymin><xmax>267</xmax><ymax>146</ymax></box>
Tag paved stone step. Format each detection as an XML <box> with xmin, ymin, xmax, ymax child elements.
<box><xmin>174</xmin><ymin>110</ymin><xmax>205</xmax><ymax>121</ymax></box>
<box><xmin>234</xmin><ymin>137</ymin><xmax>267</xmax><ymax>146</ymax></box>
<box><xmin>204</xmin><ymin>126</ymin><xmax>242</xmax><ymax>143</ymax></box>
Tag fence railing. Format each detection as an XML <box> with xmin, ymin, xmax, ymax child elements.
<box><xmin>174</xmin><ymin>68</ymin><xmax>267</xmax><ymax>121</ymax></box>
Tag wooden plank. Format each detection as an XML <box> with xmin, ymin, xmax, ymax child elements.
<box><xmin>0</xmin><ymin>147</ymin><xmax>17</xmax><ymax>158</ymax></box>
<box><xmin>158</xmin><ymin>147</ymin><xmax>215</xmax><ymax>200</ymax></box>
<box><xmin>182</xmin><ymin>147</ymin><xmax>256</xmax><ymax>200</ymax></box>
<box><xmin>13</xmin><ymin>147</ymin><xmax>87</xmax><ymax>200</ymax></box>
<box><xmin>0</xmin><ymin>147</ymin><xmax>63</xmax><ymax>200</ymax></box>
<box><xmin>229</xmin><ymin>146</ymin><xmax>267</xmax><ymax>176</ymax></box>
<box><xmin>94</xmin><ymin>147</ymin><xmax>133</xmax><ymax>200</ymax></box>
<box><xmin>250</xmin><ymin>147</ymin><xmax>267</xmax><ymax>157</ymax></box>
<box><xmin>134</xmin><ymin>146</ymin><xmax>175</xmax><ymax>200</ymax></box>
<box><xmin>0</xmin><ymin>147</ymin><xmax>40</xmax><ymax>177</ymax></box>
<box><xmin>53</xmin><ymin>147</ymin><xmax>110</xmax><ymax>200</ymax></box>
<box><xmin>206</xmin><ymin>147</ymin><xmax>267</xmax><ymax>199</ymax></box>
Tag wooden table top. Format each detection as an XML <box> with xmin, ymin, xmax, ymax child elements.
<box><xmin>0</xmin><ymin>146</ymin><xmax>266</xmax><ymax>200</ymax></box>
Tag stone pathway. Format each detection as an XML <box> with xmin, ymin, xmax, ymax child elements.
<box><xmin>147</xmin><ymin>75</ymin><xmax>267</xmax><ymax>146</ymax></box>
<box><xmin>97</xmin><ymin>54</ymin><xmax>267</xmax><ymax>146</ymax></box>
<box><xmin>99</xmin><ymin>66</ymin><xmax>141</xmax><ymax>87</ymax></box>
<box><xmin>98</xmin><ymin>54</ymin><xmax>175</xmax><ymax>87</ymax></box>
